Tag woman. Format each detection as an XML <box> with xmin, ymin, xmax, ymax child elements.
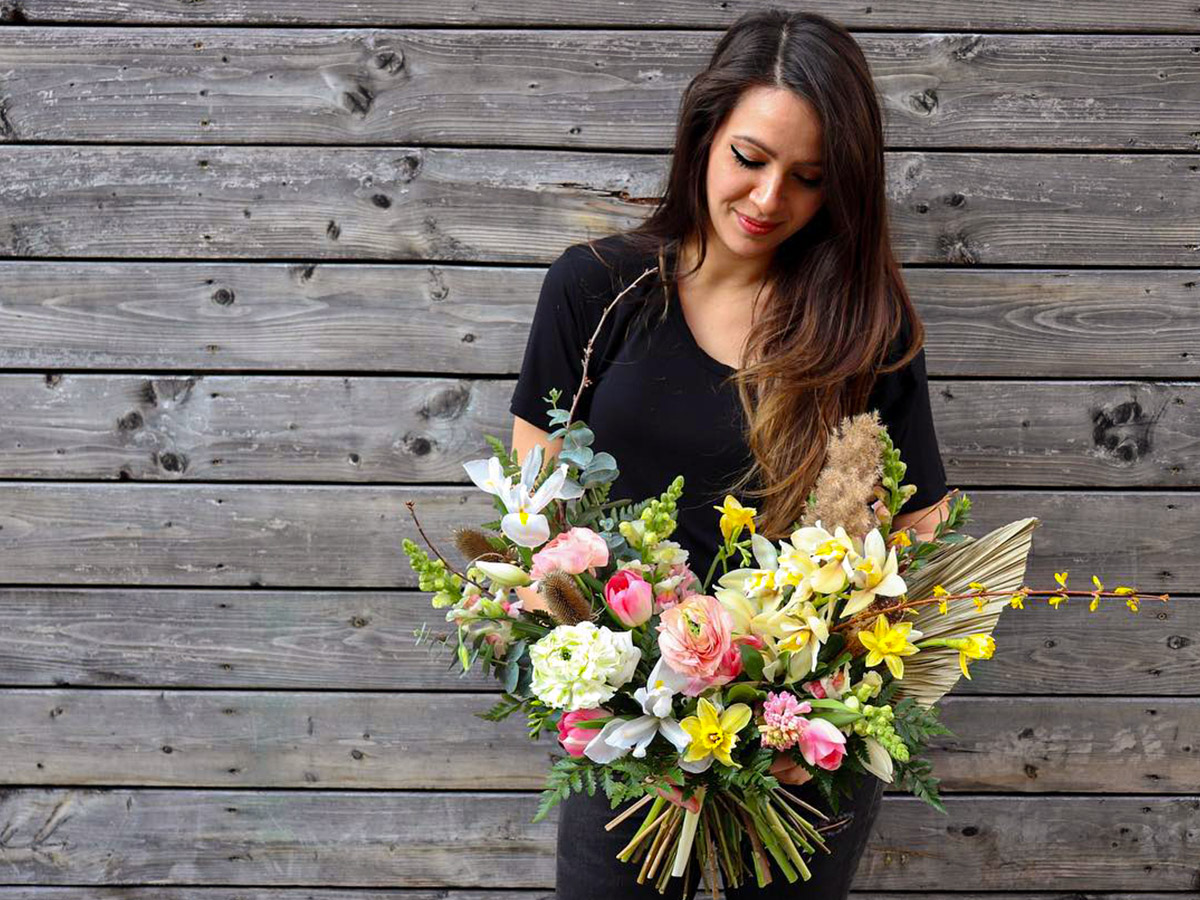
<box><xmin>509</xmin><ymin>8</ymin><xmax>949</xmax><ymax>898</ymax></box>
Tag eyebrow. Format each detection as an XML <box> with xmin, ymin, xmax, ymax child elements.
<box><xmin>732</xmin><ymin>134</ymin><xmax>823</xmax><ymax>167</ymax></box>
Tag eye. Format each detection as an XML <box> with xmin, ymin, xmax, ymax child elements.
<box><xmin>731</xmin><ymin>146</ymin><xmax>823</xmax><ymax>188</ymax></box>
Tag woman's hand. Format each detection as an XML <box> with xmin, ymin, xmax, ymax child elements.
<box><xmin>769</xmin><ymin>753</ymin><xmax>814</xmax><ymax>786</ymax></box>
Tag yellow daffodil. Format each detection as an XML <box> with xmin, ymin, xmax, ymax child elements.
<box><xmin>839</xmin><ymin>528</ymin><xmax>908</xmax><ymax>619</ymax></box>
<box><xmin>713</xmin><ymin>495</ymin><xmax>756</xmax><ymax>543</ymax></box>
<box><xmin>857</xmin><ymin>614</ymin><xmax>923</xmax><ymax>680</ymax></box>
<box><xmin>679</xmin><ymin>697</ymin><xmax>752</xmax><ymax>768</ymax></box>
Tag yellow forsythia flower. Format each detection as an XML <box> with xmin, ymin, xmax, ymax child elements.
<box><xmin>938</xmin><ymin>598</ymin><xmax>949</xmax><ymax>615</ymax></box>
<box><xmin>1092</xmin><ymin>575</ymin><xmax>1104</xmax><ymax>592</ymax></box>
<box><xmin>1009</xmin><ymin>593</ymin><xmax>1025</xmax><ymax>610</ymax></box>
<box><xmin>1114</xmin><ymin>586</ymin><xmax>1136</xmax><ymax>595</ymax></box>
<box><xmin>973</xmin><ymin>596</ymin><xmax>987</xmax><ymax>612</ymax></box>
<box><xmin>890</xmin><ymin>531</ymin><xmax>912</xmax><ymax>549</ymax></box>
<box><xmin>1126</xmin><ymin>596</ymin><xmax>1141</xmax><ymax>613</ymax></box>
<box><xmin>1049</xmin><ymin>594</ymin><xmax>1067</xmax><ymax>609</ymax></box>
<box><xmin>1089</xmin><ymin>596</ymin><xmax>1100</xmax><ymax>612</ymax></box>
<box><xmin>1054</xmin><ymin>571</ymin><xmax>1069</xmax><ymax>589</ymax></box>
<box><xmin>968</xmin><ymin>581</ymin><xmax>987</xmax><ymax>592</ymax></box>
<box><xmin>932</xmin><ymin>584</ymin><xmax>949</xmax><ymax>597</ymax></box>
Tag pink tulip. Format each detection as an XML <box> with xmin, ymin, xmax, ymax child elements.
<box><xmin>531</xmin><ymin>527</ymin><xmax>609</xmax><ymax>581</ymax></box>
<box><xmin>604</xmin><ymin>569</ymin><xmax>654</xmax><ymax>628</ymax></box>
<box><xmin>796</xmin><ymin>717</ymin><xmax>846</xmax><ymax>771</ymax></box>
<box><xmin>557</xmin><ymin>708</ymin><xmax>610</xmax><ymax>757</ymax></box>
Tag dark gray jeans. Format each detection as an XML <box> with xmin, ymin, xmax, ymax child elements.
<box><xmin>555</xmin><ymin>774</ymin><xmax>884</xmax><ymax>899</ymax></box>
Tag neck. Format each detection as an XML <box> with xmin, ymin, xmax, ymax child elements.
<box><xmin>677</xmin><ymin>228</ymin><xmax>771</xmax><ymax>303</ymax></box>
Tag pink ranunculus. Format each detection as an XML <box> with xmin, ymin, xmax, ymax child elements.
<box><xmin>656</xmin><ymin>594</ymin><xmax>733</xmax><ymax>679</ymax></box>
<box><xmin>531</xmin><ymin>527</ymin><xmax>609</xmax><ymax>581</ymax></box>
<box><xmin>604</xmin><ymin>569</ymin><xmax>654</xmax><ymax>628</ymax></box>
<box><xmin>682</xmin><ymin>640</ymin><xmax>744</xmax><ymax>696</ymax></box>
<box><xmin>557</xmin><ymin>707</ymin><xmax>610</xmax><ymax>757</ymax></box>
<box><xmin>796</xmin><ymin>717</ymin><xmax>847</xmax><ymax>771</ymax></box>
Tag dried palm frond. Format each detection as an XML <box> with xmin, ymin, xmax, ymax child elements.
<box><xmin>890</xmin><ymin>516</ymin><xmax>1040</xmax><ymax>708</ymax></box>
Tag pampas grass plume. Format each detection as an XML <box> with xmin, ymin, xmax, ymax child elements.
<box><xmin>800</xmin><ymin>411</ymin><xmax>885</xmax><ymax>537</ymax></box>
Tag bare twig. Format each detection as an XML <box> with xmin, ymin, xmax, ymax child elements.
<box><xmin>565</xmin><ymin>266</ymin><xmax>659</xmax><ymax>429</ymax></box>
<box><xmin>403</xmin><ymin>499</ymin><xmax>489</xmax><ymax>593</ymax></box>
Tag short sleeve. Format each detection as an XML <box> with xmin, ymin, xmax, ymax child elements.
<box><xmin>867</xmin><ymin>343</ymin><xmax>949</xmax><ymax>513</ymax></box>
<box><xmin>509</xmin><ymin>246</ymin><xmax>595</xmax><ymax>432</ymax></box>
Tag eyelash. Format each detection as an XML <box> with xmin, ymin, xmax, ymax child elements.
<box><xmin>731</xmin><ymin>145</ymin><xmax>823</xmax><ymax>187</ymax></box>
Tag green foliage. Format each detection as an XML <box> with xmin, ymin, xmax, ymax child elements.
<box><xmin>894</xmin><ymin>755</ymin><xmax>946</xmax><ymax>814</ymax></box>
<box><xmin>478</xmin><ymin>693</ymin><xmax>524</xmax><ymax>723</ymax></box>
<box><xmin>892</xmin><ymin>697</ymin><xmax>954</xmax><ymax>748</ymax></box>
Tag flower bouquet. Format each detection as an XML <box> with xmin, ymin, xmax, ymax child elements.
<box><xmin>402</xmin><ymin>391</ymin><xmax>1167</xmax><ymax>896</ymax></box>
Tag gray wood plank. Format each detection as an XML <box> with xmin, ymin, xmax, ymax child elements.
<box><xmin>0</xmin><ymin>691</ymin><xmax>1193</xmax><ymax>793</ymax></box>
<box><xmin>1</xmin><ymin>264</ymin><xmax>1198</xmax><ymax>377</ymax></box>
<box><xmin>0</xmin><ymin>485</ymin><xmax>1192</xmax><ymax>590</ymax></box>
<box><xmin>0</xmin><ymin>894</ymin><xmax>1179</xmax><ymax>900</ymax></box>
<box><xmin>1</xmin><ymin>30</ymin><xmax>1195</xmax><ymax>149</ymax></box>
<box><xmin>0</xmin><ymin>789</ymin><xmax>1193</xmax><ymax>888</ymax></box>
<box><xmin>2</xmin><ymin>374</ymin><xmax>1200</xmax><ymax>486</ymax></box>
<box><xmin>5</xmin><ymin>0</ymin><xmax>1196</xmax><ymax>30</ymax></box>
<box><xmin>0</xmin><ymin>148</ymin><xmax>1194</xmax><ymax>264</ymax></box>
<box><xmin>0</xmin><ymin>588</ymin><xmax>1190</xmax><ymax>695</ymax></box>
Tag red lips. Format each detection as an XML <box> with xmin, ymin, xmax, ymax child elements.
<box><xmin>735</xmin><ymin>211</ymin><xmax>779</xmax><ymax>235</ymax></box>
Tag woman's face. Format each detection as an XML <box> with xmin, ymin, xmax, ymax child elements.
<box><xmin>703</xmin><ymin>85</ymin><xmax>826</xmax><ymax>260</ymax></box>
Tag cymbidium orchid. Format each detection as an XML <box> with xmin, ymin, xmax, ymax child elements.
<box><xmin>463</xmin><ymin>445</ymin><xmax>584</xmax><ymax>548</ymax></box>
<box><xmin>774</xmin><ymin>599</ymin><xmax>830</xmax><ymax>680</ymax></box>
<box><xmin>839</xmin><ymin>528</ymin><xmax>908</xmax><ymax>619</ymax></box>
<box><xmin>789</xmin><ymin>522</ymin><xmax>857</xmax><ymax>595</ymax></box>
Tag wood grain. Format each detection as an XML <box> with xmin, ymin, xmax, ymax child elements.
<box><xmin>1</xmin><ymin>264</ymin><xmax>1198</xmax><ymax>376</ymax></box>
<box><xmin>0</xmin><ymin>374</ymin><xmax>1197</xmax><ymax>486</ymax></box>
<box><xmin>4</xmin><ymin>0</ymin><xmax>1196</xmax><ymax>30</ymax></box>
<box><xmin>0</xmin><ymin>30</ymin><xmax>1195</xmax><ymax>148</ymax></box>
<box><xmin>0</xmin><ymin>691</ymin><xmax>1193</xmax><ymax>792</ymax></box>
<box><xmin>0</xmin><ymin>789</ymin><xmax>1194</xmax><ymax>888</ymax></box>
<box><xmin>0</xmin><ymin>588</ymin><xmax>1191</xmax><ymax>695</ymax></box>
<box><xmin>0</xmin><ymin>148</ymin><xmax>1194</xmax><ymax>263</ymax></box>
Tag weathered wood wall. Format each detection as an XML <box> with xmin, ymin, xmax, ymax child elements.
<box><xmin>0</xmin><ymin>2</ymin><xmax>1197</xmax><ymax>896</ymax></box>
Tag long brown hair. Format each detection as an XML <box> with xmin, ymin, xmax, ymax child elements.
<box><xmin>605</xmin><ymin>7</ymin><xmax>925</xmax><ymax>539</ymax></box>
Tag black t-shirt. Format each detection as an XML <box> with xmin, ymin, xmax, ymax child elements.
<box><xmin>509</xmin><ymin>233</ymin><xmax>948</xmax><ymax>582</ymax></box>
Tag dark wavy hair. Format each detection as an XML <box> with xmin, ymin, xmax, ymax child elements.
<box><xmin>602</xmin><ymin>7</ymin><xmax>925</xmax><ymax>539</ymax></box>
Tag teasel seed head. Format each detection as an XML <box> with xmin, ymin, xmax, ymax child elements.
<box><xmin>453</xmin><ymin>526</ymin><xmax>503</xmax><ymax>564</ymax></box>
<box><xmin>540</xmin><ymin>568</ymin><xmax>593</xmax><ymax>626</ymax></box>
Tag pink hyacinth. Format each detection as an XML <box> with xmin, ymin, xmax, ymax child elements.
<box><xmin>757</xmin><ymin>691</ymin><xmax>813</xmax><ymax>751</ymax></box>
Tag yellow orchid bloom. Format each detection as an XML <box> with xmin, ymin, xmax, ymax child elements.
<box><xmin>713</xmin><ymin>495</ymin><xmax>756</xmax><ymax>543</ymax></box>
<box><xmin>839</xmin><ymin>528</ymin><xmax>908</xmax><ymax>619</ymax></box>
<box><xmin>789</xmin><ymin>523</ymin><xmax>856</xmax><ymax>595</ymax></box>
<box><xmin>857</xmin><ymin>614</ymin><xmax>923</xmax><ymax>680</ymax></box>
<box><xmin>776</xmin><ymin>600</ymin><xmax>830</xmax><ymax>680</ymax></box>
<box><xmin>679</xmin><ymin>697</ymin><xmax>752</xmax><ymax>768</ymax></box>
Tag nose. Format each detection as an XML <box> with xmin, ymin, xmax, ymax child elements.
<box><xmin>749</xmin><ymin>171</ymin><xmax>786</xmax><ymax>216</ymax></box>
